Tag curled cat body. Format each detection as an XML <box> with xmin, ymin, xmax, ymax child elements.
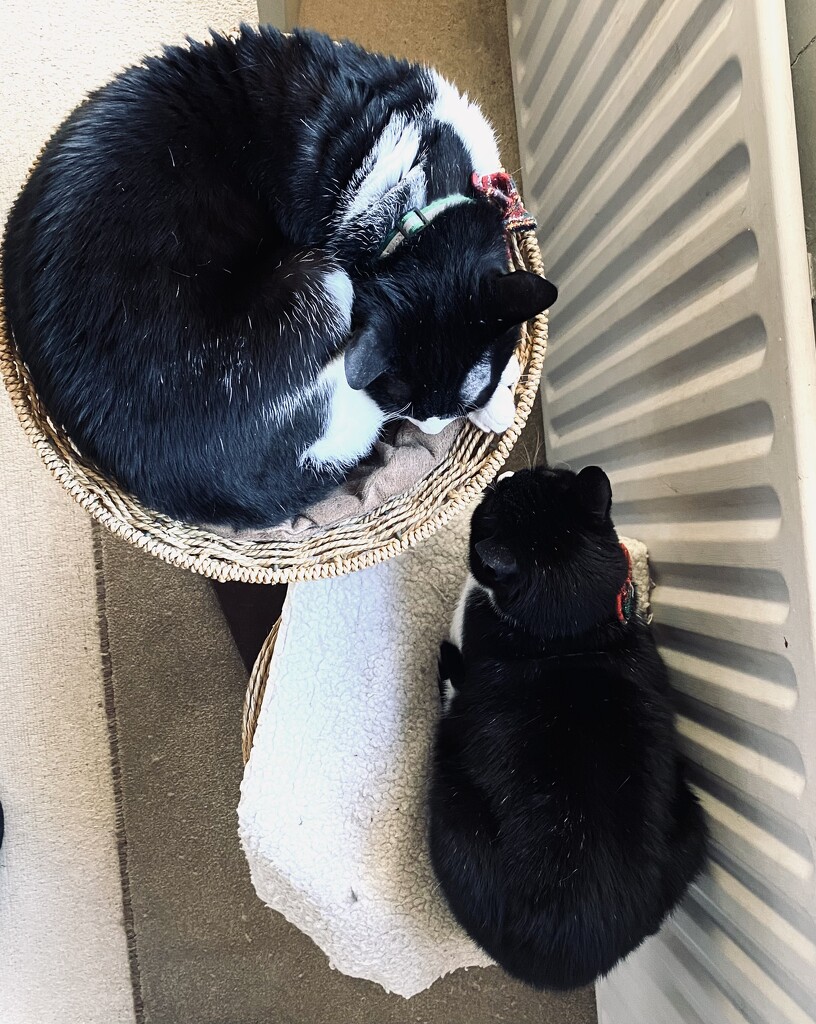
<box><xmin>2</xmin><ymin>25</ymin><xmax>556</xmax><ymax>528</ymax></box>
<box><xmin>430</xmin><ymin>466</ymin><xmax>708</xmax><ymax>989</ymax></box>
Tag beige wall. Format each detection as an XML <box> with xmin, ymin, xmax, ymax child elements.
<box><xmin>257</xmin><ymin>0</ymin><xmax>299</xmax><ymax>29</ymax></box>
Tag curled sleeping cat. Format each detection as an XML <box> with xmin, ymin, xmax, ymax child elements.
<box><xmin>429</xmin><ymin>466</ymin><xmax>708</xmax><ymax>989</ymax></box>
<box><xmin>2</xmin><ymin>25</ymin><xmax>557</xmax><ymax>528</ymax></box>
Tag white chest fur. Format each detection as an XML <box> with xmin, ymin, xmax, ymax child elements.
<box><xmin>302</xmin><ymin>355</ymin><xmax>386</xmax><ymax>470</ymax></box>
<box><xmin>440</xmin><ymin>573</ymin><xmax>493</xmax><ymax>712</ymax></box>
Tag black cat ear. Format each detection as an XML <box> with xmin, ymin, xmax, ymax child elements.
<box><xmin>475</xmin><ymin>538</ymin><xmax>517</xmax><ymax>578</ymax></box>
<box><xmin>343</xmin><ymin>328</ymin><xmax>392</xmax><ymax>390</ymax></box>
<box><xmin>573</xmin><ymin>466</ymin><xmax>612</xmax><ymax>519</ymax></box>
<box><xmin>482</xmin><ymin>270</ymin><xmax>558</xmax><ymax>326</ymax></box>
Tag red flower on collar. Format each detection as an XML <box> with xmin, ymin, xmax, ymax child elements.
<box><xmin>471</xmin><ymin>170</ymin><xmax>537</xmax><ymax>234</ymax></box>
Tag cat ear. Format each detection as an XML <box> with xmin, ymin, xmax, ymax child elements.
<box><xmin>481</xmin><ymin>270</ymin><xmax>558</xmax><ymax>326</ymax></box>
<box><xmin>475</xmin><ymin>537</ymin><xmax>517</xmax><ymax>578</ymax></box>
<box><xmin>573</xmin><ymin>465</ymin><xmax>612</xmax><ymax>519</ymax></box>
<box><xmin>343</xmin><ymin>328</ymin><xmax>391</xmax><ymax>390</ymax></box>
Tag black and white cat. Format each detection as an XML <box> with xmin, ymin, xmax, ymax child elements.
<box><xmin>429</xmin><ymin>466</ymin><xmax>708</xmax><ymax>990</ymax></box>
<box><xmin>2</xmin><ymin>26</ymin><xmax>556</xmax><ymax>528</ymax></box>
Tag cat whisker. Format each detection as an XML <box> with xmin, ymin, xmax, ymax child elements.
<box><xmin>533</xmin><ymin>434</ymin><xmax>544</xmax><ymax>468</ymax></box>
<box><xmin>382</xmin><ymin>402</ymin><xmax>411</xmax><ymax>424</ymax></box>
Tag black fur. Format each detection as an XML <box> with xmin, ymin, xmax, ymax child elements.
<box><xmin>428</xmin><ymin>466</ymin><xmax>708</xmax><ymax>989</ymax></box>
<box><xmin>2</xmin><ymin>25</ymin><xmax>556</xmax><ymax>528</ymax></box>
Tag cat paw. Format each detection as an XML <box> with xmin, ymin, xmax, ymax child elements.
<box><xmin>438</xmin><ymin>641</ymin><xmax>463</xmax><ymax>711</ymax></box>
<box><xmin>468</xmin><ymin>385</ymin><xmax>516</xmax><ymax>434</ymax></box>
<box><xmin>438</xmin><ymin>640</ymin><xmax>463</xmax><ymax>686</ymax></box>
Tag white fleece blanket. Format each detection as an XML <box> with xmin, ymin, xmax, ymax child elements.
<box><xmin>238</xmin><ymin>511</ymin><xmax>651</xmax><ymax>998</ymax></box>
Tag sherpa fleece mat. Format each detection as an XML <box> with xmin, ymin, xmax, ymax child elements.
<box><xmin>239</xmin><ymin>506</ymin><xmax>651</xmax><ymax>997</ymax></box>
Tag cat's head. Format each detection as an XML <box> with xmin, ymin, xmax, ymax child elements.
<box><xmin>345</xmin><ymin>202</ymin><xmax>557</xmax><ymax>434</ymax></box>
<box><xmin>469</xmin><ymin>465</ymin><xmax>629</xmax><ymax>638</ymax></box>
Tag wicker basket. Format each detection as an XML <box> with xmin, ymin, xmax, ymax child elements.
<box><xmin>242</xmin><ymin>619</ymin><xmax>281</xmax><ymax>763</ymax></box>
<box><xmin>0</xmin><ymin>229</ymin><xmax>547</xmax><ymax>584</ymax></box>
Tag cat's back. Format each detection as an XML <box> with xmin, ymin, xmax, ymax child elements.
<box><xmin>2</xmin><ymin>25</ymin><xmax>426</xmax><ymax>375</ymax></box>
<box><xmin>0</xmin><ymin>29</ymin><xmax>359</xmax><ymax>524</ymax></box>
<box><xmin>2</xmin><ymin>33</ymin><xmax>254</xmax><ymax>372</ymax></box>
<box><xmin>454</xmin><ymin>632</ymin><xmax>678</xmax><ymax>835</ymax></box>
<box><xmin>3</xmin><ymin>31</ymin><xmax>268</xmax><ymax>289</ymax></box>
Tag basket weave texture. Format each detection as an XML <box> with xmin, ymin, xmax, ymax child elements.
<box><xmin>0</xmin><ymin>229</ymin><xmax>547</xmax><ymax>584</ymax></box>
<box><xmin>242</xmin><ymin>618</ymin><xmax>280</xmax><ymax>763</ymax></box>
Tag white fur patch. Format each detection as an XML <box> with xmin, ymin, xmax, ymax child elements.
<box><xmin>450</xmin><ymin>573</ymin><xmax>481</xmax><ymax>649</ymax></box>
<box><xmin>265</xmin><ymin>267</ymin><xmax>355</xmax><ymax>426</ymax></box>
<box><xmin>429</xmin><ymin>72</ymin><xmax>501</xmax><ymax>176</ymax></box>
<box><xmin>442</xmin><ymin>574</ymin><xmax>487</xmax><ymax>714</ymax></box>
<box><xmin>443</xmin><ymin>575</ymin><xmax>500</xmax><ymax>714</ymax></box>
<box><xmin>500</xmin><ymin>352</ymin><xmax>521</xmax><ymax>388</ymax></box>
<box><xmin>339</xmin><ymin>112</ymin><xmax>427</xmax><ymax>228</ymax></box>
<box><xmin>302</xmin><ymin>355</ymin><xmax>385</xmax><ymax>469</ymax></box>
<box><xmin>323</xmin><ymin>268</ymin><xmax>354</xmax><ymax>336</ymax></box>
<box><xmin>405</xmin><ymin>414</ymin><xmax>455</xmax><ymax>435</ymax></box>
<box><xmin>467</xmin><ymin>353</ymin><xmax>519</xmax><ymax>434</ymax></box>
<box><xmin>468</xmin><ymin>386</ymin><xmax>516</xmax><ymax>434</ymax></box>
<box><xmin>460</xmin><ymin>355</ymin><xmax>493</xmax><ymax>405</ymax></box>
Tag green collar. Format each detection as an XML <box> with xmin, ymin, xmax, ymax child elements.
<box><xmin>377</xmin><ymin>194</ymin><xmax>475</xmax><ymax>258</ymax></box>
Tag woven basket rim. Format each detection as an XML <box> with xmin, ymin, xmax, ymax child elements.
<box><xmin>1</xmin><ymin>218</ymin><xmax>547</xmax><ymax>583</ymax></box>
<box><xmin>242</xmin><ymin>617</ymin><xmax>280</xmax><ymax>763</ymax></box>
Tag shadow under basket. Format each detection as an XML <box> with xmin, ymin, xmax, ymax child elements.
<box><xmin>0</xmin><ymin>229</ymin><xmax>547</xmax><ymax>585</ymax></box>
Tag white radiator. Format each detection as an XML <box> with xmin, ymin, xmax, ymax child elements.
<box><xmin>507</xmin><ymin>1</ymin><xmax>816</xmax><ymax>1021</ymax></box>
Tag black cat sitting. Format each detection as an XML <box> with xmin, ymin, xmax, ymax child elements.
<box><xmin>429</xmin><ymin>465</ymin><xmax>707</xmax><ymax>989</ymax></box>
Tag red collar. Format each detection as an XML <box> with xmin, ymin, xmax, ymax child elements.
<box><xmin>616</xmin><ymin>543</ymin><xmax>635</xmax><ymax>624</ymax></box>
